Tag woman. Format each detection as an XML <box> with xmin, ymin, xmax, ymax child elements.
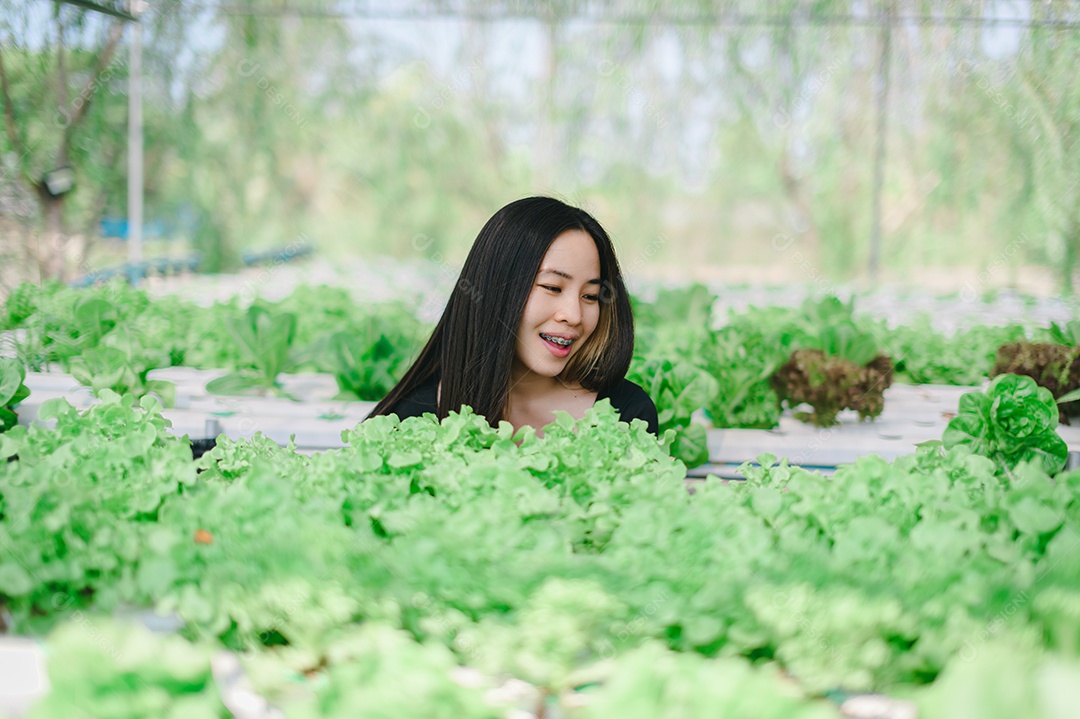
<box><xmin>369</xmin><ymin>196</ymin><xmax>658</xmax><ymax>436</ymax></box>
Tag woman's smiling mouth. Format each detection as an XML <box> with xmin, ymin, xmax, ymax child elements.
<box><xmin>540</xmin><ymin>333</ymin><xmax>574</xmax><ymax>347</ymax></box>
<box><xmin>539</xmin><ymin>332</ymin><xmax>576</xmax><ymax>356</ymax></box>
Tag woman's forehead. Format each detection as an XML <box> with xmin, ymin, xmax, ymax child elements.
<box><xmin>539</xmin><ymin>229</ymin><xmax>600</xmax><ymax>275</ymax></box>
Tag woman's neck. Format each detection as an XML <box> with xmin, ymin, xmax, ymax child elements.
<box><xmin>508</xmin><ymin>366</ymin><xmax>572</xmax><ymax>400</ymax></box>
<box><xmin>505</xmin><ymin>364</ymin><xmax>597</xmax><ymax>434</ymax></box>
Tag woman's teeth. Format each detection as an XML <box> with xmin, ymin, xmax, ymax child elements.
<box><xmin>541</xmin><ymin>333</ymin><xmax>573</xmax><ymax>347</ymax></box>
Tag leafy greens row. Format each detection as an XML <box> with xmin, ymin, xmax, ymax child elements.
<box><xmin>2</xmin><ymin>387</ymin><xmax>1080</xmax><ymax>717</ymax></box>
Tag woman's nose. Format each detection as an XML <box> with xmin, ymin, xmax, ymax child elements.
<box><xmin>554</xmin><ymin>296</ymin><xmax>582</xmax><ymax>325</ymax></box>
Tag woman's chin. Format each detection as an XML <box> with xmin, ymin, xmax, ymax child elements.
<box><xmin>518</xmin><ymin>362</ymin><xmax>567</xmax><ymax>381</ymax></box>
<box><xmin>534</xmin><ymin>367</ymin><xmax>565</xmax><ymax>380</ymax></box>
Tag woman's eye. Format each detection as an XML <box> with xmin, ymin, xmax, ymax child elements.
<box><xmin>540</xmin><ymin>285</ymin><xmax>560</xmax><ymax>293</ymax></box>
<box><xmin>583</xmin><ymin>294</ymin><xmax>599</xmax><ymax>302</ymax></box>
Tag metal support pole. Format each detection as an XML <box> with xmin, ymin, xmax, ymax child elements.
<box><xmin>869</xmin><ymin>2</ymin><xmax>892</xmax><ymax>284</ymax></box>
<box><xmin>127</xmin><ymin>1</ymin><xmax>143</xmax><ymax>277</ymax></box>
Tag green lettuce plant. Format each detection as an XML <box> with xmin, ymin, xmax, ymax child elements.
<box><xmin>626</xmin><ymin>357</ymin><xmax>715</xmax><ymax>468</ymax></box>
<box><xmin>5</xmin><ymin>388</ymin><xmax>1080</xmax><ymax>704</ymax></box>
<box><xmin>703</xmin><ymin>323</ymin><xmax>784</xmax><ymax>429</ymax></box>
<box><xmin>942</xmin><ymin>373</ymin><xmax>1069</xmax><ymax>476</ymax></box>
<box><xmin>769</xmin><ymin>296</ymin><xmax>894</xmax><ymax>426</ymax></box>
<box><xmin>1048</xmin><ymin>319</ymin><xmax>1080</xmax><ymax>347</ymax></box>
<box><xmin>781</xmin><ymin>295</ymin><xmax>881</xmax><ymax>367</ymax></box>
<box><xmin>876</xmin><ymin>319</ymin><xmax>1027</xmax><ymax>385</ymax></box>
<box><xmin>297</xmin><ymin>303</ymin><xmax>425</xmax><ymax>401</ymax></box>
<box><xmin>27</xmin><ymin>618</ymin><xmax>223</xmax><ymax>719</ymax></box>
<box><xmin>32</xmin><ymin>295</ymin><xmax>120</xmax><ymax>367</ymax></box>
<box><xmin>206</xmin><ymin>305</ymin><xmax>298</xmax><ymax>397</ymax></box>
<box><xmin>0</xmin><ymin>357</ymin><xmax>30</xmax><ymax>433</ymax></box>
<box><xmin>68</xmin><ymin>325</ymin><xmax>176</xmax><ymax>406</ymax></box>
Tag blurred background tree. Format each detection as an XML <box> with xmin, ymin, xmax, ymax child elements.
<box><xmin>0</xmin><ymin>2</ymin><xmax>125</xmax><ymax>281</ymax></box>
<box><xmin>0</xmin><ymin>0</ymin><xmax>1077</xmax><ymax>293</ymax></box>
<box><xmin>0</xmin><ymin>0</ymin><xmax>189</xmax><ymax>281</ymax></box>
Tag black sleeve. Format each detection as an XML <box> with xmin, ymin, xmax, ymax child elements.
<box><xmin>387</xmin><ymin>381</ymin><xmax>438</xmax><ymax>421</ymax></box>
<box><xmin>606</xmin><ymin>379</ymin><xmax>660</xmax><ymax>436</ymax></box>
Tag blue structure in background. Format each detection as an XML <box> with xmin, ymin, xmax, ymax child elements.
<box><xmin>99</xmin><ymin>215</ymin><xmax>186</xmax><ymax>241</ymax></box>
<box><xmin>74</xmin><ymin>209</ymin><xmax>312</xmax><ymax>287</ymax></box>
<box><xmin>102</xmin><ymin>215</ymin><xmax>176</xmax><ymax>240</ymax></box>
<box><xmin>70</xmin><ymin>245</ymin><xmax>314</xmax><ymax>288</ymax></box>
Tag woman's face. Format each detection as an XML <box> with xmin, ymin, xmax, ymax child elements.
<box><xmin>513</xmin><ymin>229</ymin><xmax>602</xmax><ymax>381</ymax></box>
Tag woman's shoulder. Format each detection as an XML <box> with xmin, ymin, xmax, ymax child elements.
<box><xmin>389</xmin><ymin>378</ymin><xmax>438</xmax><ymax>419</ymax></box>
<box><xmin>601</xmin><ymin>378</ymin><xmax>651</xmax><ymax>405</ymax></box>
<box><xmin>599</xmin><ymin>379</ymin><xmax>659</xmax><ymax>435</ymax></box>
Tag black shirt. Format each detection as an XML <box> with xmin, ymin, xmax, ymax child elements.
<box><xmin>389</xmin><ymin>378</ymin><xmax>660</xmax><ymax>436</ymax></box>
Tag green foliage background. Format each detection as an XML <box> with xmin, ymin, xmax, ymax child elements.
<box><xmin>1</xmin><ymin>0</ymin><xmax>1078</xmax><ymax>289</ymax></box>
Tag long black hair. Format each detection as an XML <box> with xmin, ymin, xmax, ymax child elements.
<box><xmin>369</xmin><ymin>196</ymin><xmax>635</xmax><ymax>425</ymax></box>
